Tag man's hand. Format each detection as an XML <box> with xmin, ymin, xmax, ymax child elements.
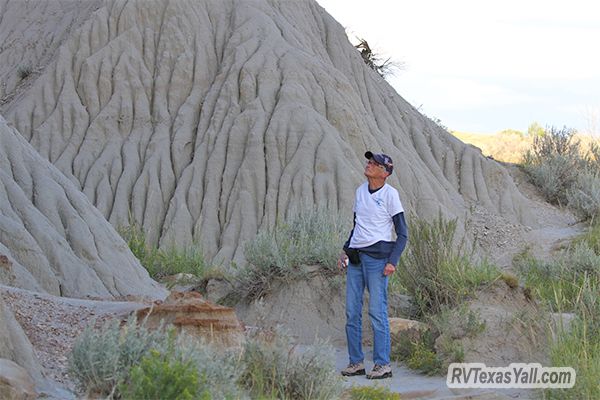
<box><xmin>338</xmin><ymin>251</ymin><xmax>349</xmax><ymax>272</ymax></box>
<box><xmin>383</xmin><ymin>263</ymin><xmax>395</xmax><ymax>276</ymax></box>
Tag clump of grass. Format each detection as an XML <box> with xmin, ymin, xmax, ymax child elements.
<box><xmin>349</xmin><ymin>385</ymin><xmax>401</xmax><ymax>399</ymax></box>
<box><xmin>239</xmin><ymin>332</ymin><xmax>343</xmax><ymax>400</ymax></box>
<box><xmin>393</xmin><ymin>213</ymin><xmax>500</xmax><ymax>317</ymax></box>
<box><xmin>572</xmin><ymin>219</ymin><xmax>600</xmax><ymax>254</ymax></box>
<box><xmin>546</xmin><ymin>280</ymin><xmax>600</xmax><ymax>399</ymax></box>
<box><xmin>119</xmin><ymin>222</ymin><xmax>207</xmax><ymax>280</ymax></box>
<box><xmin>237</xmin><ymin>208</ymin><xmax>348</xmax><ymax>300</ymax></box>
<box><xmin>514</xmin><ymin>243</ymin><xmax>600</xmax><ymax>312</ymax></box>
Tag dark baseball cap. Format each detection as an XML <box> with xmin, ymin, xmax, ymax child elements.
<box><xmin>365</xmin><ymin>151</ymin><xmax>393</xmax><ymax>174</ymax></box>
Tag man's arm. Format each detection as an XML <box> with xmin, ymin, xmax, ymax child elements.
<box><xmin>339</xmin><ymin>213</ymin><xmax>357</xmax><ymax>271</ymax></box>
<box><xmin>383</xmin><ymin>212</ymin><xmax>408</xmax><ymax>276</ymax></box>
<box><xmin>343</xmin><ymin>212</ymin><xmax>357</xmax><ymax>249</ymax></box>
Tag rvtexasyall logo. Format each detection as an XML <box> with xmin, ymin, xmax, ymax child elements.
<box><xmin>374</xmin><ymin>197</ymin><xmax>384</xmax><ymax>207</ymax></box>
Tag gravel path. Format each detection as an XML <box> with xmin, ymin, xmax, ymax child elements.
<box><xmin>0</xmin><ymin>285</ymin><xmax>149</xmax><ymax>394</ymax></box>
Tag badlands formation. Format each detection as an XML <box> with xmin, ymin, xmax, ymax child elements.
<box><xmin>2</xmin><ymin>0</ymin><xmax>541</xmax><ymax>266</ymax></box>
<box><xmin>0</xmin><ymin>0</ymin><xmax>568</xmax><ymax>397</ymax></box>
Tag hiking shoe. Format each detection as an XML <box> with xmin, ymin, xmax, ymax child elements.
<box><xmin>366</xmin><ymin>364</ymin><xmax>392</xmax><ymax>379</ymax></box>
<box><xmin>341</xmin><ymin>362</ymin><xmax>366</xmax><ymax>376</ymax></box>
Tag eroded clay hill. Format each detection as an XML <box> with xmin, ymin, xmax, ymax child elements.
<box><xmin>2</xmin><ymin>0</ymin><xmax>540</xmax><ymax>264</ymax></box>
<box><xmin>0</xmin><ymin>116</ymin><xmax>166</xmax><ymax>299</ymax></box>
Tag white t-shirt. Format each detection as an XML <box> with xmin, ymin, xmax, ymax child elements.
<box><xmin>349</xmin><ymin>182</ymin><xmax>404</xmax><ymax>249</ymax></box>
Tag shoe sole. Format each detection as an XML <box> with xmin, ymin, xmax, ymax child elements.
<box><xmin>366</xmin><ymin>371</ymin><xmax>393</xmax><ymax>379</ymax></box>
<box><xmin>341</xmin><ymin>369</ymin><xmax>366</xmax><ymax>376</ymax></box>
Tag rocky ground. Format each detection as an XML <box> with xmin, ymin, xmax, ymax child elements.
<box><xmin>0</xmin><ymin>286</ymin><xmax>150</xmax><ymax>398</ymax></box>
<box><xmin>467</xmin><ymin>163</ymin><xmax>583</xmax><ymax>269</ymax></box>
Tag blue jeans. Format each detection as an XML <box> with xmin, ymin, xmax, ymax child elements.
<box><xmin>345</xmin><ymin>252</ymin><xmax>390</xmax><ymax>366</ymax></box>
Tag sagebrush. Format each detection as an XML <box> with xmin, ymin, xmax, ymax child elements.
<box><xmin>393</xmin><ymin>213</ymin><xmax>499</xmax><ymax>316</ymax></box>
<box><xmin>239</xmin><ymin>333</ymin><xmax>343</xmax><ymax>400</ymax></box>
<box><xmin>238</xmin><ymin>208</ymin><xmax>347</xmax><ymax>299</ymax></box>
<box><xmin>68</xmin><ymin>316</ymin><xmax>162</xmax><ymax>396</ymax></box>
<box><xmin>69</xmin><ymin>318</ymin><xmax>243</xmax><ymax>399</ymax></box>
<box><xmin>521</xmin><ymin>125</ymin><xmax>600</xmax><ymax>218</ymax></box>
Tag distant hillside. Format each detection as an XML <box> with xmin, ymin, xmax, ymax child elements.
<box><xmin>453</xmin><ymin>130</ymin><xmax>600</xmax><ymax>165</ymax></box>
<box><xmin>451</xmin><ymin>131</ymin><xmax>532</xmax><ymax>164</ymax></box>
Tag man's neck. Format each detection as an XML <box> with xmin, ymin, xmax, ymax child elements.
<box><xmin>367</xmin><ymin>178</ymin><xmax>385</xmax><ymax>191</ymax></box>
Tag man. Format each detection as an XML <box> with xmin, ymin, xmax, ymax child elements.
<box><xmin>338</xmin><ymin>151</ymin><xmax>408</xmax><ymax>380</ymax></box>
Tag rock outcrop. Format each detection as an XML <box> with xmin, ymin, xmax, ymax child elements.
<box><xmin>136</xmin><ymin>291</ymin><xmax>245</xmax><ymax>350</ymax></box>
<box><xmin>1</xmin><ymin>0</ymin><xmax>541</xmax><ymax>265</ymax></box>
<box><xmin>0</xmin><ymin>116</ymin><xmax>166</xmax><ymax>299</ymax></box>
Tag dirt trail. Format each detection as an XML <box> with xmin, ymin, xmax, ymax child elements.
<box><xmin>472</xmin><ymin>164</ymin><xmax>584</xmax><ymax>269</ymax></box>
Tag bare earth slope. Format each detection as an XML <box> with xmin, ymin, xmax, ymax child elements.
<box><xmin>0</xmin><ymin>115</ymin><xmax>167</xmax><ymax>299</ymax></box>
<box><xmin>2</xmin><ymin>0</ymin><xmax>542</xmax><ymax>264</ymax></box>
<box><xmin>0</xmin><ymin>0</ymin><xmax>103</xmax><ymax>105</ymax></box>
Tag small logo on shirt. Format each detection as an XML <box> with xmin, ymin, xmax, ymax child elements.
<box><xmin>374</xmin><ymin>197</ymin><xmax>384</xmax><ymax>207</ymax></box>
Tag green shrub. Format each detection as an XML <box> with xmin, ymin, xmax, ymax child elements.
<box><xmin>68</xmin><ymin>316</ymin><xmax>162</xmax><ymax>396</ymax></box>
<box><xmin>521</xmin><ymin>126</ymin><xmax>586</xmax><ymax>206</ymax></box>
<box><xmin>239</xmin><ymin>334</ymin><xmax>343</xmax><ymax>400</ymax></box>
<box><xmin>349</xmin><ymin>385</ymin><xmax>401</xmax><ymax>400</ymax></box>
<box><xmin>406</xmin><ymin>339</ymin><xmax>443</xmax><ymax>375</ymax></box>
<box><xmin>567</xmin><ymin>171</ymin><xmax>600</xmax><ymax>220</ymax></box>
<box><xmin>239</xmin><ymin>208</ymin><xmax>348</xmax><ymax>299</ymax></box>
<box><xmin>70</xmin><ymin>318</ymin><xmax>245</xmax><ymax>399</ymax></box>
<box><xmin>521</xmin><ymin>126</ymin><xmax>600</xmax><ymax>218</ymax></box>
<box><xmin>392</xmin><ymin>328</ymin><xmax>441</xmax><ymax>375</ymax></box>
<box><xmin>527</xmin><ymin>126</ymin><xmax>580</xmax><ymax>159</ymax></box>
<box><xmin>120</xmin><ymin>349</ymin><xmax>203</xmax><ymax>400</ymax></box>
<box><xmin>394</xmin><ymin>213</ymin><xmax>499</xmax><ymax>316</ymax></box>
<box><xmin>119</xmin><ymin>222</ymin><xmax>207</xmax><ymax>280</ymax></box>
<box><xmin>523</xmin><ymin>154</ymin><xmax>581</xmax><ymax>205</ymax></box>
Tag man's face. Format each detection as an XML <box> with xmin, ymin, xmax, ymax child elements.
<box><xmin>364</xmin><ymin>159</ymin><xmax>389</xmax><ymax>179</ymax></box>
